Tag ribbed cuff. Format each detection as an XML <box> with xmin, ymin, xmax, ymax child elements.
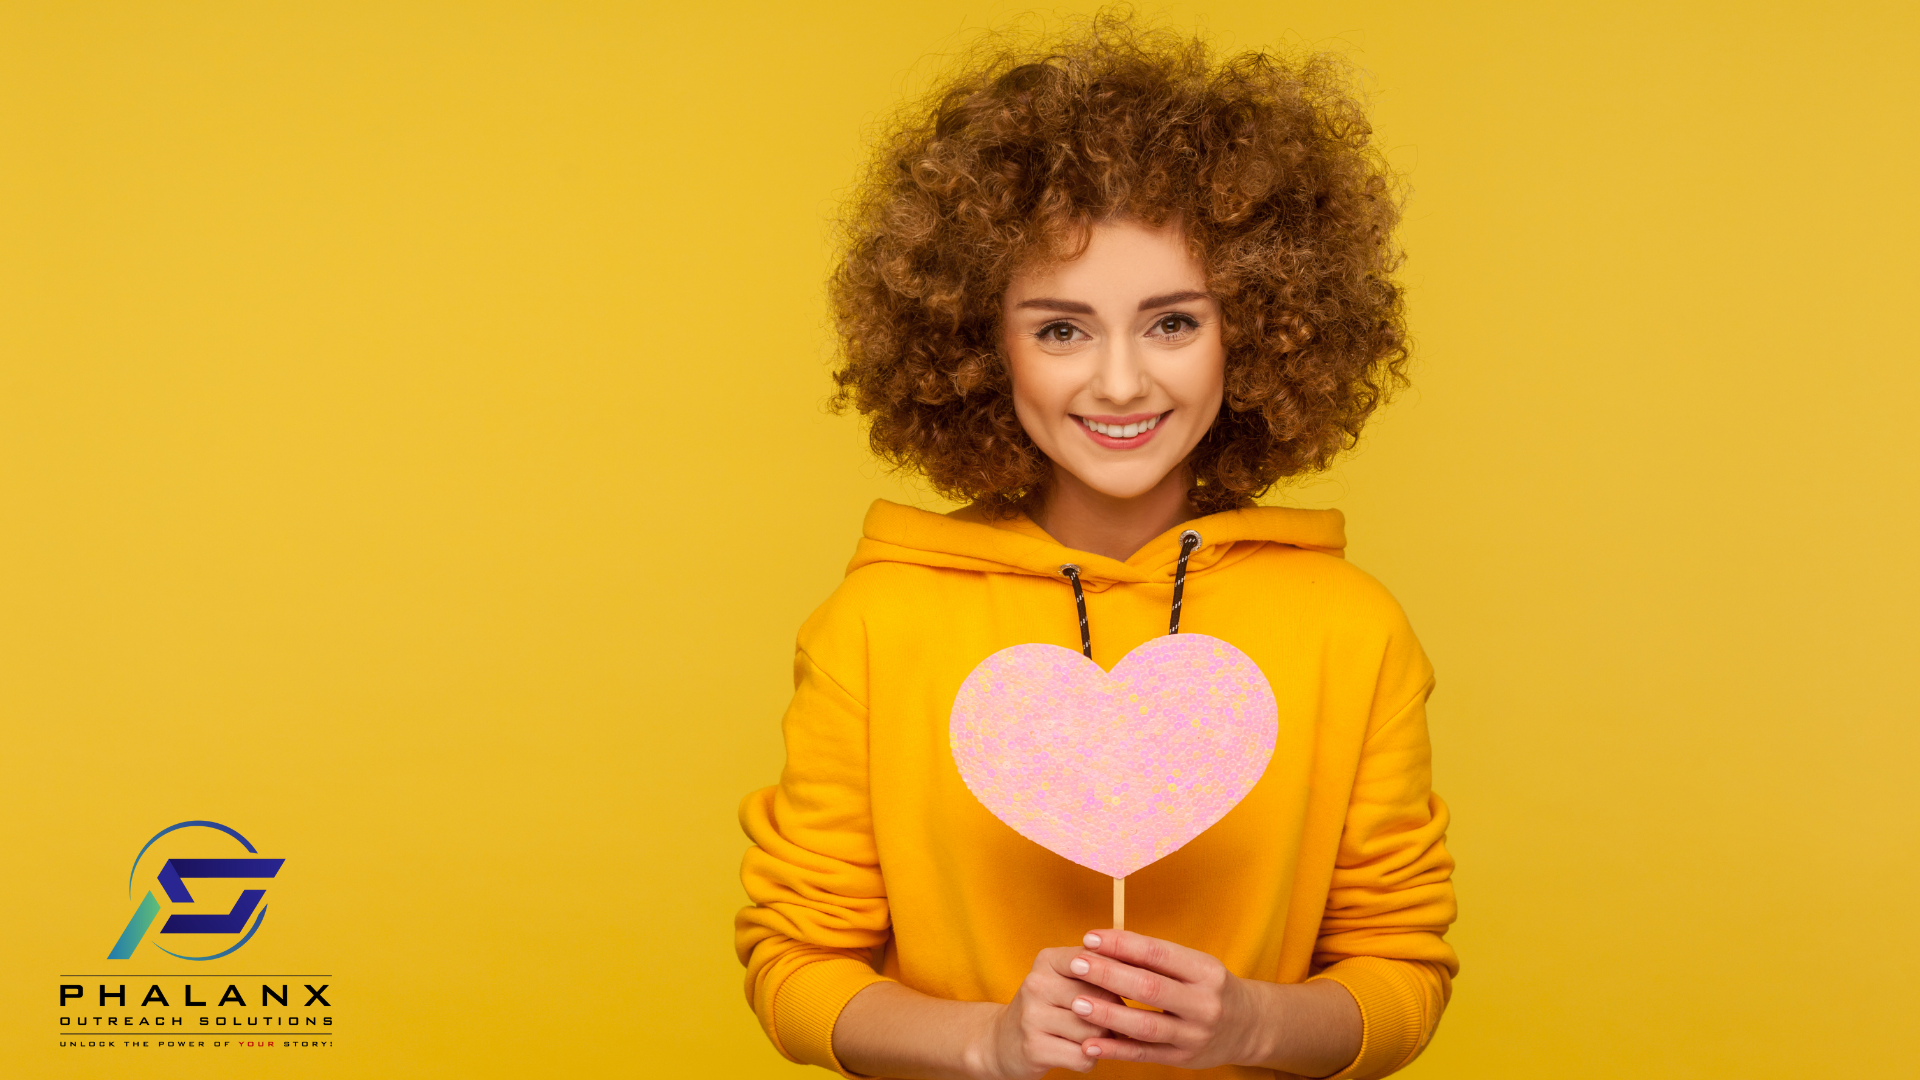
<box><xmin>772</xmin><ymin>957</ymin><xmax>894</xmax><ymax>1077</ymax></box>
<box><xmin>1310</xmin><ymin>957</ymin><xmax>1426</xmax><ymax>1080</ymax></box>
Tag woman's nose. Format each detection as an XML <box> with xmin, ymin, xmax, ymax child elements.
<box><xmin>1090</xmin><ymin>339</ymin><xmax>1150</xmax><ymax>404</ymax></box>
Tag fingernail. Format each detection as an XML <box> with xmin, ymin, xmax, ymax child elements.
<box><xmin>1085</xmin><ymin>1044</ymin><xmax>1102</xmax><ymax>1057</ymax></box>
<box><xmin>1070</xmin><ymin>958</ymin><xmax>1091</xmax><ymax>975</ymax></box>
<box><xmin>1083</xmin><ymin>933</ymin><xmax>1102</xmax><ymax>948</ymax></box>
<box><xmin>1072</xmin><ymin>997</ymin><xmax>1093</xmax><ymax>1016</ymax></box>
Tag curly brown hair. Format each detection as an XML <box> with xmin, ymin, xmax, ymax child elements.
<box><xmin>828</xmin><ymin>14</ymin><xmax>1409</xmax><ymax>514</ymax></box>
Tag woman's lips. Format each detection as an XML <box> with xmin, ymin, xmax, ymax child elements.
<box><xmin>1075</xmin><ymin>411</ymin><xmax>1168</xmax><ymax>450</ymax></box>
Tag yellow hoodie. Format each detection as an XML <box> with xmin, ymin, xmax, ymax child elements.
<box><xmin>737</xmin><ymin>501</ymin><xmax>1457</xmax><ymax>1080</ymax></box>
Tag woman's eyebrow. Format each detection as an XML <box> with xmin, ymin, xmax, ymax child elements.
<box><xmin>1137</xmin><ymin>290</ymin><xmax>1210</xmax><ymax>310</ymax></box>
<box><xmin>1014</xmin><ymin>297</ymin><xmax>1096</xmax><ymax>314</ymax></box>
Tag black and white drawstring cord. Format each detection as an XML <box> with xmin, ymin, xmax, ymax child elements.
<box><xmin>1168</xmin><ymin>529</ymin><xmax>1202</xmax><ymax>635</ymax></box>
<box><xmin>1058</xmin><ymin>529</ymin><xmax>1203</xmax><ymax>659</ymax></box>
<box><xmin>1059</xmin><ymin>563</ymin><xmax>1093</xmax><ymax>659</ymax></box>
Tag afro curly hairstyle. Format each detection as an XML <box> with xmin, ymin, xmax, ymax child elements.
<box><xmin>828</xmin><ymin>13</ymin><xmax>1409</xmax><ymax>515</ymax></box>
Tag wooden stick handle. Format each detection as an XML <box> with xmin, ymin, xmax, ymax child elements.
<box><xmin>1113</xmin><ymin>876</ymin><xmax>1126</xmax><ymax>932</ymax></box>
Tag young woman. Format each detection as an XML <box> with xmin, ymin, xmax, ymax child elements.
<box><xmin>736</xmin><ymin>21</ymin><xmax>1456</xmax><ymax>1080</ymax></box>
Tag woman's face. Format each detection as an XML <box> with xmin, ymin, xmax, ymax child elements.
<box><xmin>1002</xmin><ymin>219</ymin><xmax>1225</xmax><ymax>502</ymax></box>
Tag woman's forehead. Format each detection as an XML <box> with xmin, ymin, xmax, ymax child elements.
<box><xmin>1004</xmin><ymin>220</ymin><xmax>1205</xmax><ymax>305</ymax></box>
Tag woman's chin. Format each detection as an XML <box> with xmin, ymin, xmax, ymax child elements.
<box><xmin>1054</xmin><ymin>460</ymin><xmax>1187</xmax><ymax>503</ymax></box>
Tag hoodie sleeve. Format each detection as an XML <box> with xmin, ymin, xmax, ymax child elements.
<box><xmin>1305</xmin><ymin>675</ymin><xmax>1459</xmax><ymax>1080</ymax></box>
<box><xmin>736</xmin><ymin>641</ymin><xmax>892</xmax><ymax>1076</ymax></box>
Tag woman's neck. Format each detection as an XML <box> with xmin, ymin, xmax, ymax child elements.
<box><xmin>1029</xmin><ymin>465</ymin><xmax>1196</xmax><ymax>562</ymax></box>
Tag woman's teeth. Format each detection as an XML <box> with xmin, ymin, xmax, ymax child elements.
<box><xmin>1081</xmin><ymin>415</ymin><xmax>1161</xmax><ymax>438</ymax></box>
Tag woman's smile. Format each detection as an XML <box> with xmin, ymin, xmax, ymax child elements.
<box><xmin>1075</xmin><ymin>410</ymin><xmax>1169</xmax><ymax>449</ymax></box>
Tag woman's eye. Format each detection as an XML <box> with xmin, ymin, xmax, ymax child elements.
<box><xmin>1040</xmin><ymin>323</ymin><xmax>1080</xmax><ymax>343</ymax></box>
<box><xmin>1154</xmin><ymin>314</ymin><xmax>1198</xmax><ymax>336</ymax></box>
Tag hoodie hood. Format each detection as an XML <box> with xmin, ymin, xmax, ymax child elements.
<box><xmin>847</xmin><ymin>500</ymin><xmax>1345</xmax><ymax>591</ymax></box>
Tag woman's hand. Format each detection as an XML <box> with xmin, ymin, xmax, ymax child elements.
<box><xmin>1063</xmin><ymin>930</ymin><xmax>1362</xmax><ymax>1077</ymax></box>
<box><xmin>964</xmin><ymin>946</ymin><xmax>1126</xmax><ymax>1079</ymax></box>
<box><xmin>833</xmin><ymin>934</ymin><xmax>1357</xmax><ymax>1080</ymax></box>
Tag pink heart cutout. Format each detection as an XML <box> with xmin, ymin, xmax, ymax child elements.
<box><xmin>949</xmin><ymin>634</ymin><xmax>1278</xmax><ymax>879</ymax></box>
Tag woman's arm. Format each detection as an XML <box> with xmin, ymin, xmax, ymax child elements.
<box><xmin>833</xmin><ymin>946</ymin><xmax>1123</xmax><ymax>1080</ymax></box>
<box><xmin>833</xmin><ymin>982</ymin><xmax>998</xmax><ymax>1080</ymax></box>
<box><xmin>1065</xmin><ymin>930</ymin><xmax>1363</xmax><ymax>1077</ymax></box>
<box><xmin>737</xmin><ymin>639</ymin><xmax>897</xmax><ymax>1072</ymax></box>
<box><xmin>833</xmin><ymin>932</ymin><xmax>1362</xmax><ymax>1080</ymax></box>
<box><xmin>1305</xmin><ymin>672</ymin><xmax>1459</xmax><ymax>1078</ymax></box>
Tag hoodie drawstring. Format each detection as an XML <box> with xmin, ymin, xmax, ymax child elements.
<box><xmin>1059</xmin><ymin>529</ymin><xmax>1202</xmax><ymax>660</ymax></box>
<box><xmin>1060</xmin><ymin>564</ymin><xmax>1092</xmax><ymax>659</ymax></box>
<box><xmin>1169</xmin><ymin>529</ymin><xmax>1201</xmax><ymax>635</ymax></box>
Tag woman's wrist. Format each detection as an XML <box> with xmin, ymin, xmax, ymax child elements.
<box><xmin>956</xmin><ymin>1002</ymin><xmax>1002</xmax><ymax>1080</ymax></box>
<box><xmin>1223</xmin><ymin>973</ymin><xmax>1281</xmax><ymax>1068</ymax></box>
<box><xmin>1229</xmin><ymin>977</ymin><xmax>1362</xmax><ymax>1078</ymax></box>
<box><xmin>836</xmin><ymin>982</ymin><xmax>1005</xmax><ymax>1080</ymax></box>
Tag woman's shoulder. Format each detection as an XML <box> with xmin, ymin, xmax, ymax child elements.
<box><xmin>1221</xmin><ymin>540</ymin><xmax>1428</xmax><ymax>683</ymax></box>
<box><xmin>1231</xmin><ymin>529</ymin><xmax>1410</xmax><ymax>612</ymax></box>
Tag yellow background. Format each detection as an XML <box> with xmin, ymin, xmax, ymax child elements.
<box><xmin>4</xmin><ymin>2</ymin><xmax>1916</xmax><ymax>1076</ymax></box>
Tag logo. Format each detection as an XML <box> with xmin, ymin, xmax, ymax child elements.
<box><xmin>109</xmin><ymin>821</ymin><xmax>284</xmax><ymax>961</ymax></box>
